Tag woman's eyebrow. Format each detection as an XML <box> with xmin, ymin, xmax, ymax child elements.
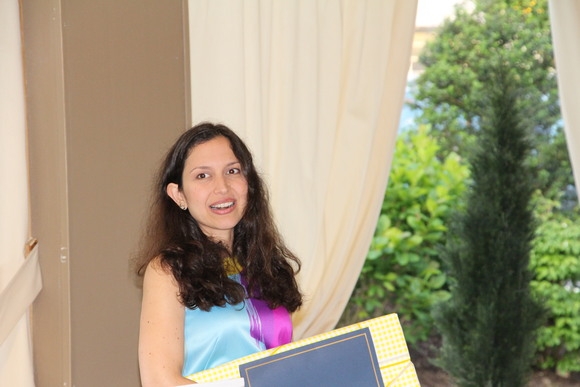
<box><xmin>188</xmin><ymin>165</ymin><xmax>210</xmax><ymax>174</ymax></box>
<box><xmin>188</xmin><ymin>160</ymin><xmax>240</xmax><ymax>174</ymax></box>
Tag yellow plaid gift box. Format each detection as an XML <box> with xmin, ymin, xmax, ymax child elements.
<box><xmin>187</xmin><ymin>313</ymin><xmax>421</xmax><ymax>386</ymax></box>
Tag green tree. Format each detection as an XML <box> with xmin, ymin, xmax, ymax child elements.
<box><xmin>433</xmin><ymin>64</ymin><xmax>546</xmax><ymax>386</ymax></box>
<box><xmin>339</xmin><ymin>126</ymin><xmax>469</xmax><ymax>344</ymax></box>
<box><xmin>412</xmin><ymin>0</ymin><xmax>573</xmax><ymax>203</ymax></box>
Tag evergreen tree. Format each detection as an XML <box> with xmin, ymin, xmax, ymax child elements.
<box><xmin>432</xmin><ymin>61</ymin><xmax>546</xmax><ymax>386</ymax></box>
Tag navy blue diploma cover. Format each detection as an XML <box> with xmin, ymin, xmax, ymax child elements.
<box><xmin>239</xmin><ymin>327</ymin><xmax>385</xmax><ymax>387</ymax></box>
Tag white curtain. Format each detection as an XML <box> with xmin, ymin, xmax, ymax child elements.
<box><xmin>188</xmin><ymin>0</ymin><xmax>418</xmax><ymax>338</ymax></box>
<box><xmin>0</xmin><ymin>0</ymin><xmax>42</xmax><ymax>385</ymax></box>
<box><xmin>548</xmin><ymin>0</ymin><xmax>580</xmax><ymax>197</ymax></box>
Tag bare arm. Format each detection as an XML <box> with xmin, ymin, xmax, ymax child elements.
<box><xmin>138</xmin><ymin>259</ymin><xmax>196</xmax><ymax>386</ymax></box>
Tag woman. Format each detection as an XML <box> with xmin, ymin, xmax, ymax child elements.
<box><xmin>135</xmin><ymin>122</ymin><xmax>303</xmax><ymax>386</ymax></box>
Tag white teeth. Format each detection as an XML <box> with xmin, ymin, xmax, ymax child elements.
<box><xmin>211</xmin><ymin>202</ymin><xmax>234</xmax><ymax>209</ymax></box>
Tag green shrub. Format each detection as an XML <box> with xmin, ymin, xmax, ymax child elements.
<box><xmin>340</xmin><ymin>126</ymin><xmax>469</xmax><ymax>344</ymax></box>
<box><xmin>530</xmin><ymin>198</ymin><xmax>580</xmax><ymax>374</ymax></box>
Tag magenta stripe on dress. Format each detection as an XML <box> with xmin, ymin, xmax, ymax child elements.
<box><xmin>247</xmin><ymin>297</ymin><xmax>292</xmax><ymax>348</ymax></box>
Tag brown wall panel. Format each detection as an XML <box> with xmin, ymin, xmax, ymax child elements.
<box><xmin>23</xmin><ymin>1</ymin><xmax>71</xmax><ymax>385</ymax></box>
<box><xmin>24</xmin><ymin>1</ymin><xmax>189</xmax><ymax>385</ymax></box>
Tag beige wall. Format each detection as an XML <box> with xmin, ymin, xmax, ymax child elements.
<box><xmin>22</xmin><ymin>1</ymin><xmax>190</xmax><ymax>385</ymax></box>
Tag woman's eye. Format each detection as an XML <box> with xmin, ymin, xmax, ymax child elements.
<box><xmin>196</xmin><ymin>173</ymin><xmax>209</xmax><ymax>179</ymax></box>
<box><xmin>227</xmin><ymin>168</ymin><xmax>241</xmax><ymax>175</ymax></box>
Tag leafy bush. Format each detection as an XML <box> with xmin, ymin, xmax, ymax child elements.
<box><xmin>339</xmin><ymin>126</ymin><xmax>469</xmax><ymax>344</ymax></box>
<box><xmin>530</xmin><ymin>198</ymin><xmax>580</xmax><ymax>374</ymax></box>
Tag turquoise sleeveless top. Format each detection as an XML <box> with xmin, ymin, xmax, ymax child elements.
<box><xmin>181</xmin><ymin>272</ymin><xmax>292</xmax><ymax>376</ymax></box>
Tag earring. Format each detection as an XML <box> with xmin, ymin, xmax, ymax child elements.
<box><xmin>179</xmin><ymin>203</ymin><xmax>187</xmax><ymax>211</ymax></box>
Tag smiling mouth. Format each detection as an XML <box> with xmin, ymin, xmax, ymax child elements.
<box><xmin>210</xmin><ymin>201</ymin><xmax>235</xmax><ymax>210</ymax></box>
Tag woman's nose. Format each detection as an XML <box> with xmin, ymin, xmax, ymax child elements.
<box><xmin>214</xmin><ymin>175</ymin><xmax>228</xmax><ymax>193</ymax></box>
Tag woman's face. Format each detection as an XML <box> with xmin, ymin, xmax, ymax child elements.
<box><xmin>167</xmin><ymin>136</ymin><xmax>248</xmax><ymax>247</ymax></box>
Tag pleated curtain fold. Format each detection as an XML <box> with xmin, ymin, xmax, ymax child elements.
<box><xmin>549</xmin><ymin>0</ymin><xmax>580</xmax><ymax>196</ymax></box>
<box><xmin>0</xmin><ymin>0</ymin><xmax>42</xmax><ymax>385</ymax></box>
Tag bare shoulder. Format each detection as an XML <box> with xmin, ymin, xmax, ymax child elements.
<box><xmin>144</xmin><ymin>256</ymin><xmax>170</xmax><ymax>275</ymax></box>
<box><xmin>144</xmin><ymin>256</ymin><xmax>176</xmax><ymax>284</ymax></box>
<box><xmin>142</xmin><ymin>256</ymin><xmax>181</xmax><ymax>306</ymax></box>
<box><xmin>139</xmin><ymin>255</ymin><xmax>184</xmax><ymax>344</ymax></box>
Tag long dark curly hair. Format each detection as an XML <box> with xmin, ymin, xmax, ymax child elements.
<box><xmin>134</xmin><ymin>122</ymin><xmax>302</xmax><ymax>313</ymax></box>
